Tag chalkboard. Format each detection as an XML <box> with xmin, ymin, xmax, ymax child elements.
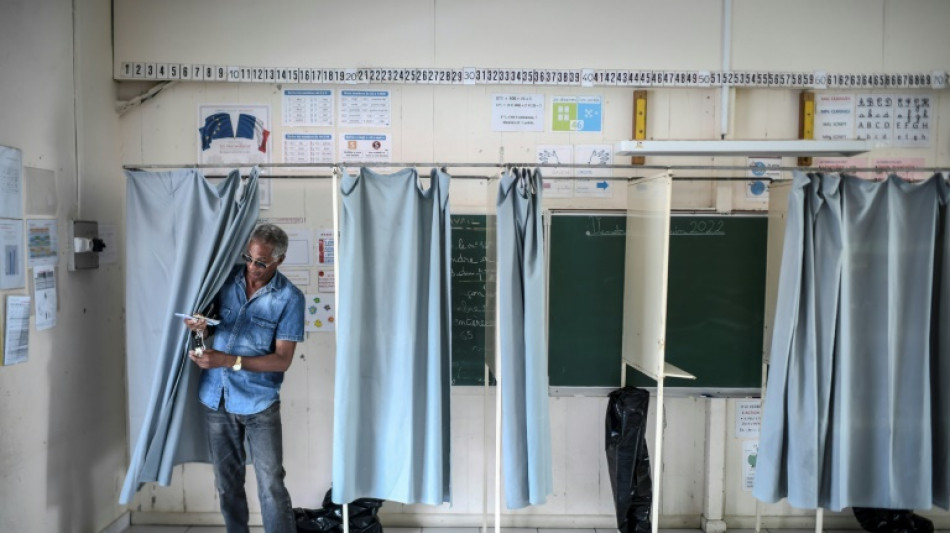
<box><xmin>450</xmin><ymin>214</ymin><xmax>491</xmax><ymax>385</ymax></box>
<box><xmin>548</xmin><ymin>213</ymin><xmax>768</xmax><ymax>389</ymax></box>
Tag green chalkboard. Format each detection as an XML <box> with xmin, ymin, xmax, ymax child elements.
<box><xmin>450</xmin><ymin>214</ymin><xmax>490</xmax><ymax>385</ymax></box>
<box><xmin>548</xmin><ymin>213</ymin><xmax>768</xmax><ymax>389</ymax></box>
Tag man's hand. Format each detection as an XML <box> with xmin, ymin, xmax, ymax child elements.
<box><xmin>184</xmin><ymin>315</ymin><xmax>208</xmax><ymax>335</ymax></box>
<box><xmin>188</xmin><ymin>347</ymin><xmax>233</xmax><ymax>369</ymax></box>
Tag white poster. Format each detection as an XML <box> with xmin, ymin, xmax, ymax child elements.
<box><xmin>283</xmin><ymin>228</ymin><xmax>313</xmax><ymax>266</ymax></box>
<box><xmin>305</xmin><ymin>293</ymin><xmax>335</xmax><ymax>332</ymax></box>
<box><xmin>541</xmin><ymin>178</ymin><xmax>574</xmax><ymax>199</ymax></box>
<box><xmin>281</xmin><ymin>269</ymin><xmax>311</xmax><ymax>290</ymax></box>
<box><xmin>0</xmin><ymin>219</ymin><xmax>25</xmax><ymax>289</ymax></box>
<box><xmin>283</xmin><ymin>133</ymin><xmax>334</xmax><ymax>165</ymax></box>
<box><xmin>26</xmin><ymin>219</ymin><xmax>58</xmax><ymax>268</ymax></box>
<box><xmin>32</xmin><ymin>266</ymin><xmax>56</xmax><ymax>331</ymax></box>
<box><xmin>745</xmin><ymin>157</ymin><xmax>780</xmax><ymax>202</ymax></box>
<box><xmin>339</xmin><ymin>90</ymin><xmax>391</xmax><ymax>127</ymax></box>
<box><xmin>0</xmin><ymin>145</ymin><xmax>23</xmax><ymax>219</ymax></box>
<box><xmin>283</xmin><ymin>89</ymin><xmax>334</xmax><ymax>127</ymax></box>
<box><xmin>871</xmin><ymin>157</ymin><xmax>927</xmax><ymax>181</ymax></box>
<box><xmin>574</xmin><ymin>179</ymin><xmax>611</xmax><ymax>198</ymax></box>
<box><xmin>814</xmin><ymin>94</ymin><xmax>855</xmax><ymax>140</ymax></box>
<box><xmin>735</xmin><ymin>399</ymin><xmax>762</xmax><ymax>438</ymax></box>
<box><xmin>536</xmin><ymin>145</ymin><xmax>573</xmax><ymax>177</ymax></box>
<box><xmin>340</xmin><ymin>134</ymin><xmax>391</xmax><ymax>164</ymax></box>
<box><xmin>813</xmin><ymin>156</ymin><xmax>871</xmax><ymax>180</ymax></box>
<box><xmin>198</xmin><ymin>104</ymin><xmax>271</xmax><ymax>168</ymax></box>
<box><xmin>316</xmin><ymin>229</ymin><xmax>335</xmax><ymax>265</ymax></box>
<box><xmin>575</xmin><ymin>144</ymin><xmax>613</xmax><ymax>178</ymax></box>
<box><xmin>742</xmin><ymin>440</ymin><xmax>759</xmax><ymax>492</ymax></box>
<box><xmin>855</xmin><ymin>94</ymin><xmax>894</xmax><ymax>142</ymax></box>
<box><xmin>492</xmin><ymin>93</ymin><xmax>544</xmax><ymax>132</ymax></box>
<box><xmin>4</xmin><ymin>295</ymin><xmax>31</xmax><ymax>365</ymax></box>
<box><xmin>317</xmin><ymin>268</ymin><xmax>335</xmax><ymax>294</ymax></box>
<box><xmin>893</xmin><ymin>94</ymin><xmax>932</xmax><ymax>147</ymax></box>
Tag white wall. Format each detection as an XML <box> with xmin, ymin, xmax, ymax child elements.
<box><xmin>0</xmin><ymin>0</ymin><xmax>128</xmax><ymax>532</ymax></box>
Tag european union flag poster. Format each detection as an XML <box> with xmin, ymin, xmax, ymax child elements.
<box><xmin>198</xmin><ymin>104</ymin><xmax>271</xmax><ymax>168</ymax></box>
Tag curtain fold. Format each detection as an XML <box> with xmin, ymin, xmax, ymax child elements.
<box><xmin>754</xmin><ymin>171</ymin><xmax>950</xmax><ymax>511</ymax></box>
<box><xmin>496</xmin><ymin>168</ymin><xmax>553</xmax><ymax>508</ymax></box>
<box><xmin>333</xmin><ymin>167</ymin><xmax>452</xmax><ymax>505</ymax></box>
<box><xmin>120</xmin><ymin>168</ymin><xmax>259</xmax><ymax>504</ymax></box>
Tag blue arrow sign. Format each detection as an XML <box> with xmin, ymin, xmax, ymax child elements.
<box><xmin>596</xmin><ymin>181</ymin><xmax>609</xmax><ymax>190</ymax></box>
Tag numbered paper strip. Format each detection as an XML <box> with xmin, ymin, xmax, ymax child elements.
<box><xmin>118</xmin><ymin>63</ymin><xmax>947</xmax><ymax>89</ymax></box>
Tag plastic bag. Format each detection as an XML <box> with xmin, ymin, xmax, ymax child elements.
<box><xmin>852</xmin><ymin>507</ymin><xmax>934</xmax><ymax>533</ymax></box>
<box><xmin>605</xmin><ymin>386</ymin><xmax>653</xmax><ymax>533</ymax></box>
<box><xmin>295</xmin><ymin>488</ymin><xmax>384</xmax><ymax>533</ymax></box>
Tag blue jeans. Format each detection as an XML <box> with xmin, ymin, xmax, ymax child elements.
<box><xmin>205</xmin><ymin>400</ymin><xmax>295</xmax><ymax>533</ymax></box>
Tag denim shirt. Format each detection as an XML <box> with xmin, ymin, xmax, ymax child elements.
<box><xmin>197</xmin><ymin>266</ymin><xmax>305</xmax><ymax>415</ymax></box>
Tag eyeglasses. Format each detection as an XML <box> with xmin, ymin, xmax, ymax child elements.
<box><xmin>241</xmin><ymin>252</ymin><xmax>278</xmax><ymax>270</ymax></box>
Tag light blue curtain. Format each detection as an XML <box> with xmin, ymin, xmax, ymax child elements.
<box><xmin>496</xmin><ymin>168</ymin><xmax>553</xmax><ymax>508</ymax></box>
<box><xmin>754</xmin><ymin>171</ymin><xmax>950</xmax><ymax>511</ymax></box>
<box><xmin>333</xmin><ymin>167</ymin><xmax>452</xmax><ymax>505</ymax></box>
<box><xmin>120</xmin><ymin>168</ymin><xmax>259</xmax><ymax>504</ymax></box>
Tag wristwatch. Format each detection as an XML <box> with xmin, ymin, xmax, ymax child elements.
<box><xmin>232</xmin><ymin>356</ymin><xmax>242</xmax><ymax>371</ymax></box>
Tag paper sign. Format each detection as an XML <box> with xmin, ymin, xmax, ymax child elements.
<box><xmin>742</xmin><ymin>440</ymin><xmax>758</xmax><ymax>492</ymax></box>
<box><xmin>492</xmin><ymin>94</ymin><xmax>544</xmax><ymax>132</ymax></box>
<box><xmin>735</xmin><ymin>399</ymin><xmax>761</xmax><ymax>438</ymax></box>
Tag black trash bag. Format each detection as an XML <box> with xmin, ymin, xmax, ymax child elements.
<box><xmin>852</xmin><ymin>507</ymin><xmax>934</xmax><ymax>533</ymax></box>
<box><xmin>295</xmin><ymin>506</ymin><xmax>341</xmax><ymax>533</ymax></box>
<box><xmin>605</xmin><ymin>386</ymin><xmax>652</xmax><ymax>533</ymax></box>
<box><xmin>295</xmin><ymin>488</ymin><xmax>385</xmax><ymax>533</ymax></box>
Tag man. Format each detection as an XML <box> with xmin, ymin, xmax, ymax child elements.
<box><xmin>185</xmin><ymin>223</ymin><xmax>305</xmax><ymax>533</ymax></box>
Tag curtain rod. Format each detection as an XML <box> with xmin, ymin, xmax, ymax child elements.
<box><xmin>122</xmin><ymin>162</ymin><xmax>950</xmax><ymax>174</ymax></box>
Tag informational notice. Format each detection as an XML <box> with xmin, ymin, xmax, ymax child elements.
<box><xmin>0</xmin><ymin>145</ymin><xmax>23</xmax><ymax>219</ymax></box>
<box><xmin>536</xmin><ymin>145</ymin><xmax>572</xmax><ymax>177</ymax></box>
<box><xmin>552</xmin><ymin>96</ymin><xmax>603</xmax><ymax>132</ymax></box>
<box><xmin>735</xmin><ymin>399</ymin><xmax>762</xmax><ymax>438</ymax></box>
<box><xmin>283</xmin><ymin>133</ymin><xmax>334</xmax><ymax>165</ymax></box>
<box><xmin>282</xmin><ymin>89</ymin><xmax>334</xmax><ymax>127</ymax></box>
<box><xmin>26</xmin><ymin>219</ymin><xmax>58</xmax><ymax>268</ymax></box>
<box><xmin>574</xmin><ymin>178</ymin><xmax>611</xmax><ymax>198</ymax></box>
<box><xmin>339</xmin><ymin>90</ymin><xmax>391</xmax><ymax>127</ymax></box>
<box><xmin>0</xmin><ymin>219</ymin><xmax>25</xmax><ymax>289</ymax></box>
<box><xmin>814</xmin><ymin>94</ymin><xmax>855</xmax><ymax>140</ymax></box>
<box><xmin>305</xmin><ymin>293</ymin><xmax>335</xmax><ymax>332</ymax></box>
<box><xmin>871</xmin><ymin>157</ymin><xmax>927</xmax><ymax>181</ymax></box>
<box><xmin>317</xmin><ymin>268</ymin><xmax>335</xmax><ymax>294</ymax></box>
<box><xmin>742</xmin><ymin>440</ymin><xmax>759</xmax><ymax>492</ymax></box>
<box><xmin>340</xmin><ymin>134</ymin><xmax>391</xmax><ymax>164</ymax></box>
<box><xmin>893</xmin><ymin>94</ymin><xmax>932</xmax><ymax>147</ymax></box>
<box><xmin>745</xmin><ymin>157</ymin><xmax>780</xmax><ymax>201</ymax></box>
<box><xmin>3</xmin><ymin>295</ymin><xmax>31</xmax><ymax>365</ymax></box>
<box><xmin>575</xmin><ymin>144</ymin><xmax>612</xmax><ymax>178</ymax></box>
<box><xmin>813</xmin><ymin>156</ymin><xmax>871</xmax><ymax>179</ymax></box>
<box><xmin>542</xmin><ymin>178</ymin><xmax>573</xmax><ymax>199</ymax></box>
<box><xmin>316</xmin><ymin>229</ymin><xmax>335</xmax><ymax>265</ymax></box>
<box><xmin>281</xmin><ymin>269</ymin><xmax>311</xmax><ymax>290</ymax></box>
<box><xmin>283</xmin><ymin>228</ymin><xmax>313</xmax><ymax>266</ymax></box>
<box><xmin>492</xmin><ymin>93</ymin><xmax>544</xmax><ymax>132</ymax></box>
<box><xmin>33</xmin><ymin>266</ymin><xmax>56</xmax><ymax>331</ymax></box>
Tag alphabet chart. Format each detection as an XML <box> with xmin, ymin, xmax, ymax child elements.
<box><xmin>855</xmin><ymin>93</ymin><xmax>931</xmax><ymax>147</ymax></box>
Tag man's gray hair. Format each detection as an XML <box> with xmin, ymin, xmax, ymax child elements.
<box><xmin>250</xmin><ymin>224</ymin><xmax>289</xmax><ymax>259</ymax></box>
